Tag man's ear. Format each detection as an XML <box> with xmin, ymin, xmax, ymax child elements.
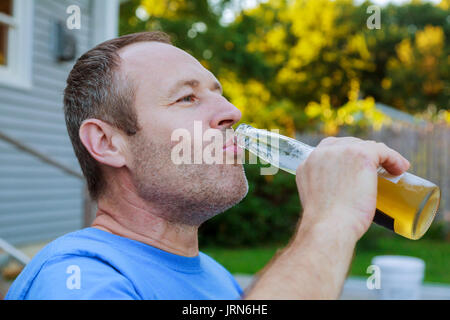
<box><xmin>79</xmin><ymin>119</ymin><xmax>127</xmax><ymax>168</ymax></box>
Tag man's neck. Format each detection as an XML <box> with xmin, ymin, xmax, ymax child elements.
<box><xmin>91</xmin><ymin>174</ymin><xmax>199</xmax><ymax>257</ymax></box>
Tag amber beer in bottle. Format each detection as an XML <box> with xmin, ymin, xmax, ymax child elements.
<box><xmin>234</xmin><ymin>124</ymin><xmax>440</xmax><ymax>240</ymax></box>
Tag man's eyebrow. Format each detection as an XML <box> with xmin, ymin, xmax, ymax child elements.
<box><xmin>167</xmin><ymin>79</ymin><xmax>223</xmax><ymax>97</ymax></box>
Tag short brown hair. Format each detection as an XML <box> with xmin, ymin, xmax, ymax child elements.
<box><xmin>64</xmin><ymin>31</ymin><xmax>172</xmax><ymax>200</ymax></box>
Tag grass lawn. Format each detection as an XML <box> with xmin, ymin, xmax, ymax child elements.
<box><xmin>202</xmin><ymin>237</ymin><xmax>450</xmax><ymax>284</ymax></box>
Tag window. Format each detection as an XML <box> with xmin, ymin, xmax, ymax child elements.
<box><xmin>0</xmin><ymin>0</ymin><xmax>13</xmax><ymax>66</ymax></box>
<box><xmin>0</xmin><ymin>0</ymin><xmax>33</xmax><ymax>90</ymax></box>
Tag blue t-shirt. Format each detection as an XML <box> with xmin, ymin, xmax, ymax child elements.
<box><xmin>6</xmin><ymin>227</ymin><xmax>243</xmax><ymax>300</ymax></box>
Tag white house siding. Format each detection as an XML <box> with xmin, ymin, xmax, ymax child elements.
<box><xmin>0</xmin><ymin>0</ymin><xmax>99</xmax><ymax>245</ymax></box>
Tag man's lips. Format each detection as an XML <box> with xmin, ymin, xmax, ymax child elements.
<box><xmin>223</xmin><ymin>137</ymin><xmax>243</xmax><ymax>156</ymax></box>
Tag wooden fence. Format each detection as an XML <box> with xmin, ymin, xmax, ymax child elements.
<box><xmin>297</xmin><ymin>123</ymin><xmax>450</xmax><ymax>222</ymax></box>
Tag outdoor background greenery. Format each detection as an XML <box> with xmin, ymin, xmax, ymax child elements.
<box><xmin>119</xmin><ymin>0</ymin><xmax>449</xmax><ymax>282</ymax></box>
<box><xmin>120</xmin><ymin>0</ymin><xmax>449</xmax><ymax>135</ymax></box>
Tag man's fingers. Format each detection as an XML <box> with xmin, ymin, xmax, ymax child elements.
<box><xmin>317</xmin><ymin>136</ymin><xmax>362</xmax><ymax>148</ymax></box>
<box><xmin>317</xmin><ymin>137</ymin><xmax>410</xmax><ymax>176</ymax></box>
<box><xmin>370</xmin><ymin>142</ymin><xmax>410</xmax><ymax>176</ymax></box>
<box><xmin>317</xmin><ymin>137</ymin><xmax>338</xmax><ymax>147</ymax></box>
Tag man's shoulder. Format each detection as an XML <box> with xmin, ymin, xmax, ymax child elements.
<box><xmin>5</xmin><ymin>228</ymin><xmax>139</xmax><ymax>300</ymax></box>
<box><xmin>199</xmin><ymin>252</ymin><xmax>241</xmax><ymax>284</ymax></box>
<box><xmin>198</xmin><ymin>252</ymin><xmax>227</xmax><ymax>270</ymax></box>
<box><xmin>21</xmin><ymin>228</ymin><xmax>122</xmax><ymax>267</ymax></box>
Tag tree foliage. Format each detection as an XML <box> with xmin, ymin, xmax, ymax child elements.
<box><xmin>120</xmin><ymin>0</ymin><xmax>449</xmax><ymax>135</ymax></box>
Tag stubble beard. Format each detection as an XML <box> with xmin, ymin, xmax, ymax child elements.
<box><xmin>128</xmin><ymin>132</ymin><xmax>249</xmax><ymax>226</ymax></box>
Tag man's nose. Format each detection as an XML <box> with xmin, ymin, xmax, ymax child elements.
<box><xmin>209</xmin><ymin>97</ymin><xmax>242</xmax><ymax>130</ymax></box>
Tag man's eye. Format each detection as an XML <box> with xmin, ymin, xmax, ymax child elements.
<box><xmin>177</xmin><ymin>95</ymin><xmax>196</xmax><ymax>103</ymax></box>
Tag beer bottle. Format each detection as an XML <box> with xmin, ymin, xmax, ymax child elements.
<box><xmin>235</xmin><ymin>124</ymin><xmax>440</xmax><ymax>240</ymax></box>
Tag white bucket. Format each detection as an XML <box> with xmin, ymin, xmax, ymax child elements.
<box><xmin>371</xmin><ymin>255</ymin><xmax>425</xmax><ymax>300</ymax></box>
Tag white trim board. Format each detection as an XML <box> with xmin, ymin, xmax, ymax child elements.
<box><xmin>0</xmin><ymin>0</ymin><xmax>34</xmax><ymax>91</ymax></box>
<box><xmin>91</xmin><ymin>0</ymin><xmax>119</xmax><ymax>47</ymax></box>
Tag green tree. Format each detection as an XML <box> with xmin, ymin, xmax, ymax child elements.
<box><xmin>360</xmin><ymin>2</ymin><xmax>450</xmax><ymax>111</ymax></box>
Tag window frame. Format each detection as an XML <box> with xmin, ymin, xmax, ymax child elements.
<box><xmin>0</xmin><ymin>0</ymin><xmax>34</xmax><ymax>90</ymax></box>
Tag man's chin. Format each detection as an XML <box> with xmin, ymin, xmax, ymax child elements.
<box><xmin>191</xmin><ymin>163</ymin><xmax>248</xmax><ymax>225</ymax></box>
<box><xmin>217</xmin><ymin>164</ymin><xmax>249</xmax><ymax>207</ymax></box>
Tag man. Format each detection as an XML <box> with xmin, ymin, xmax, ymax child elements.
<box><xmin>6</xmin><ymin>31</ymin><xmax>409</xmax><ymax>300</ymax></box>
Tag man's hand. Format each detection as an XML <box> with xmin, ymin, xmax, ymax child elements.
<box><xmin>296</xmin><ymin>137</ymin><xmax>410</xmax><ymax>242</ymax></box>
<box><xmin>244</xmin><ymin>137</ymin><xmax>410</xmax><ymax>300</ymax></box>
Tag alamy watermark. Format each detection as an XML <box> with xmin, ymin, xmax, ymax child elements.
<box><xmin>366</xmin><ymin>264</ymin><xmax>381</xmax><ymax>290</ymax></box>
<box><xmin>66</xmin><ymin>264</ymin><xmax>81</xmax><ymax>290</ymax></box>
<box><xmin>66</xmin><ymin>5</ymin><xmax>81</xmax><ymax>30</ymax></box>
<box><xmin>366</xmin><ymin>5</ymin><xmax>381</xmax><ymax>30</ymax></box>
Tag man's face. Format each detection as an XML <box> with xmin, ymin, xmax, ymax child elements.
<box><xmin>118</xmin><ymin>42</ymin><xmax>248</xmax><ymax>226</ymax></box>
